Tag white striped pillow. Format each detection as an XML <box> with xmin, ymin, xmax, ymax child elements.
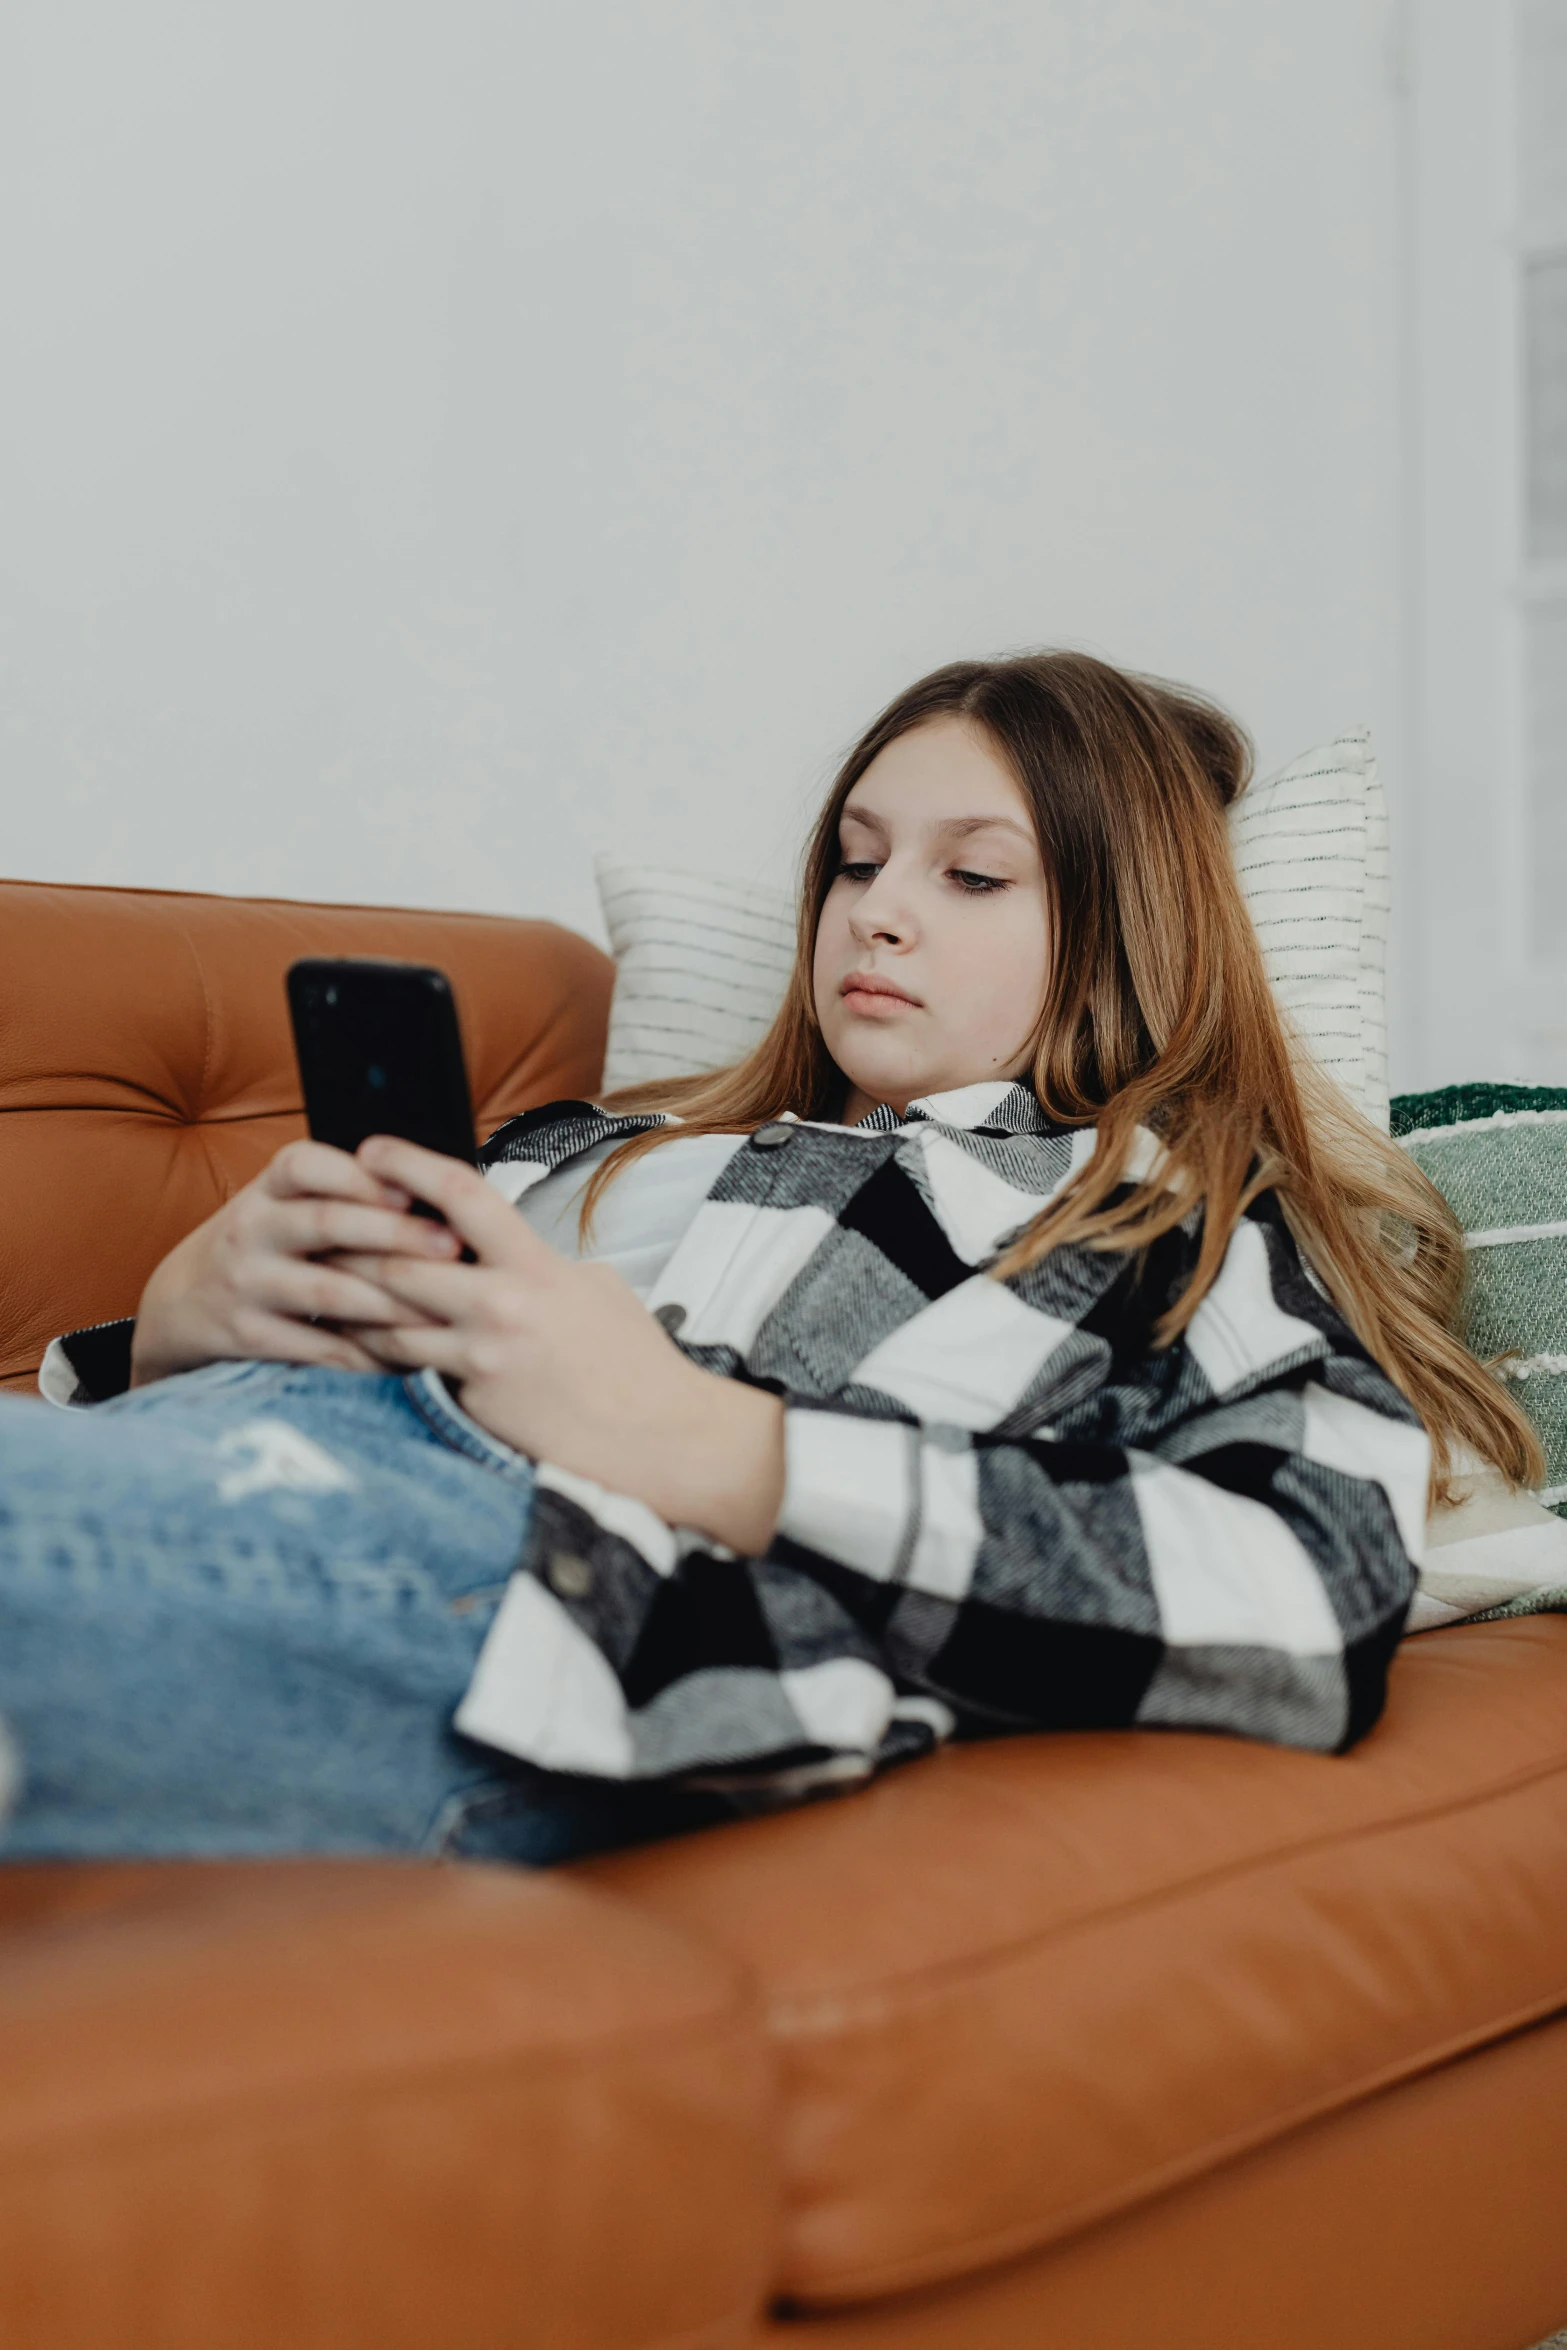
<box><xmin>1227</xmin><ymin>727</ymin><xmax>1390</xmax><ymax>1128</ymax></box>
<box><xmin>596</xmin><ymin>728</ymin><xmax>1390</xmax><ymax>1120</ymax></box>
<box><xmin>596</xmin><ymin>862</ymin><xmax>799</xmax><ymax>1092</ymax></box>
<box><xmin>1410</xmin><ymin>1461</ymin><xmax>1567</xmax><ymax>1633</ymax></box>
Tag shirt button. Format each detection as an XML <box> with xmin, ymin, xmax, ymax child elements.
<box><xmin>653</xmin><ymin>1301</ymin><xmax>687</xmax><ymax>1335</ymax></box>
<box><xmin>751</xmin><ymin>1124</ymin><xmax>795</xmax><ymax>1151</ymax></box>
<box><xmin>547</xmin><ymin>1551</ymin><xmax>595</xmax><ymax>1601</ymax></box>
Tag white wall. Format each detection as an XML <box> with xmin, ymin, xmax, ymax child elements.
<box><xmin>2</xmin><ymin>3</ymin><xmax>1416</xmax><ymax>1063</ymax></box>
<box><xmin>1404</xmin><ymin>0</ymin><xmax>1567</xmax><ymax>1089</ymax></box>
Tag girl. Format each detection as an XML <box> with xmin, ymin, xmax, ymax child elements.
<box><xmin>0</xmin><ymin>653</ymin><xmax>1538</xmax><ymax>1859</ymax></box>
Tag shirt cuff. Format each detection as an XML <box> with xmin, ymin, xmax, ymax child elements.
<box><xmin>39</xmin><ymin>1319</ymin><xmax>136</xmax><ymax>1408</ymax></box>
<box><xmin>775</xmin><ymin>1406</ymin><xmax>920</xmax><ymax>1579</ymax></box>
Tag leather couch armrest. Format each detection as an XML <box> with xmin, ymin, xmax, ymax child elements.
<box><xmin>0</xmin><ymin>1859</ymin><xmax>775</xmax><ymax>2350</ymax></box>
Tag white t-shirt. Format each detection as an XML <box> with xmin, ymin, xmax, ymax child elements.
<box><xmin>513</xmin><ymin>1133</ymin><xmax>746</xmax><ymax>1299</ymax></box>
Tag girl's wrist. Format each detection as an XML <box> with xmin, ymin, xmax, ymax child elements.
<box><xmin>128</xmin><ymin>1274</ymin><xmax>183</xmax><ymax>1388</ymax></box>
<box><xmin>658</xmin><ymin>1370</ymin><xmax>785</xmax><ymax>1555</ymax></box>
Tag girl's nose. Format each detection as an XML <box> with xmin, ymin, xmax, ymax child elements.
<box><xmin>850</xmin><ymin>868</ymin><xmax>916</xmax><ymax>948</ymax></box>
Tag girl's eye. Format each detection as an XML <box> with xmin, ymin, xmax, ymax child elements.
<box><xmin>835</xmin><ymin>858</ymin><xmax>1010</xmax><ymax>895</ymax></box>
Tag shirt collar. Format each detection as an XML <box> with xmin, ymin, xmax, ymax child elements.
<box><xmin>854</xmin><ymin>1080</ymin><xmax>1052</xmax><ymax>1136</ymax></box>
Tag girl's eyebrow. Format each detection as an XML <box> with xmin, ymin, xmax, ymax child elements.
<box><xmin>840</xmin><ymin>801</ymin><xmax>1033</xmax><ymax>846</ymax></box>
<box><xmin>938</xmin><ymin>813</ymin><xmax>1034</xmax><ymax>844</ymax></box>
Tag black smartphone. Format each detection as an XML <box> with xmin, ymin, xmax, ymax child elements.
<box><xmin>285</xmin><ymin>959</ymin><xmax>477</xmax><ymax>1196</ymax></box>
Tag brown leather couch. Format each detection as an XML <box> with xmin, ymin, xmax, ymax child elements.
<box><xmin>3</xmin><ymin>876</ymin><xmax>1566</xmax><ymax>2350</ymax></box>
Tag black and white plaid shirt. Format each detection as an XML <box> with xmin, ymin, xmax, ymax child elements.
<box><xmin>46</xmin><ymin>1080</ymin><xmax>1426</xmax><ymax>1788</ymax></box>
<box><xmin>450</xmin><ymin>1079</ymin><xmax>1426</xmax><ymax>1784</ymax></box>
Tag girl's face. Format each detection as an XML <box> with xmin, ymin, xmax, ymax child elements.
<box><xmin>812</xmin><ymin>717</ymin><xmax>1052</xmax><ymax>1124</ymax></box>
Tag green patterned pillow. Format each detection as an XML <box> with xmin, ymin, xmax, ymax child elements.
<box><xmin>1393</xmin><ymin>1083</ymin><xmax>1567</xmax><ymax>1516</ymax></box>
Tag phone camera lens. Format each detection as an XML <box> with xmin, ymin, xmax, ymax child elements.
<box><xmin>367</xmin><ymin>1064</ymin><xmax>386</xmax><ymax>1090</ymax></box>
<box><xmin>325</xmin><ymin>987</ymin><xmax>338</xmax><ymax>1006</ymax></box>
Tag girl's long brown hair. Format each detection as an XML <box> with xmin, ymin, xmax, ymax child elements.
<box><xmin>587</xmin><ymin>650</ymin><xmax>1539</xmax><ymax>1504</ymax></box>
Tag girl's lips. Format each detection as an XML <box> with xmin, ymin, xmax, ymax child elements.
<box><xmin>841</xmin><ymin>975</ymin><xmax>920</xmax><ymax>1012</ymax></box>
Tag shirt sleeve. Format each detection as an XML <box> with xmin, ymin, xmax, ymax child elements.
<box><xmin>770</xmin><ymin>1204</ymin><xmax>1427</xmax><ymax>1754</ymax></box>
<box><xmin>38</xmin><ymin>1320</ymin><xmax>137</xmax><ymax>1408</ymax></box>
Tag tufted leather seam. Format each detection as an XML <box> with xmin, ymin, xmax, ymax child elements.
<box><xmin>178</xmin><ymin>914</ymin><xmax>224</xmax><ymax>1172</ymax></box>
<box><xmin>483</xmin><ymin>973</ymin><xmax>571</xmax><ymax>1108</ymax></box>
<box><xmin>0</xmin><ymin>1102</ymin><xmax>239</xmax><ymax>1122</ymax></box>
<box><xmin>186</xmin><ymin>1105</ymin><xmax>301</xmax><ymax>1128</ymax></box>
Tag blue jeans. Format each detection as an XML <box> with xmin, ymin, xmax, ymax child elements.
<box><xmin>0</xmin><ymin>1362</ymin><xmax>720</xmax><ymax>1862</ymax></box>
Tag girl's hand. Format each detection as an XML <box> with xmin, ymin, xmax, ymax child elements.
<box><xmin>129</xmin><ymin>1138</ymin><xmax>462</xmax><ymax>1387</ymax></box>
<box><xmin>346</xmin><ymin>1136</ymin><xmax>786</xmax><ymax>1555</ymax></box>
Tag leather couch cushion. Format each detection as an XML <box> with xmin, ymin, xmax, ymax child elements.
<box><xmin>0</xmin><ymin>879</ymin><xmax>611</xmax><ymax>1388</ymax></box>
<box><xmin>584</xmin><ymin>1617</ymin><xmax>1567</xmax><ymax>2308</ymax></box>
<box><xmin>0</xmin><ymin>1860</ymin><xmax>774</xmax><ymax>2350</ymax></box>
<box><xmin>740</xmin><ymin>2010</ymin><xmax>1567</xmax><ymax>2350</ymax></box>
